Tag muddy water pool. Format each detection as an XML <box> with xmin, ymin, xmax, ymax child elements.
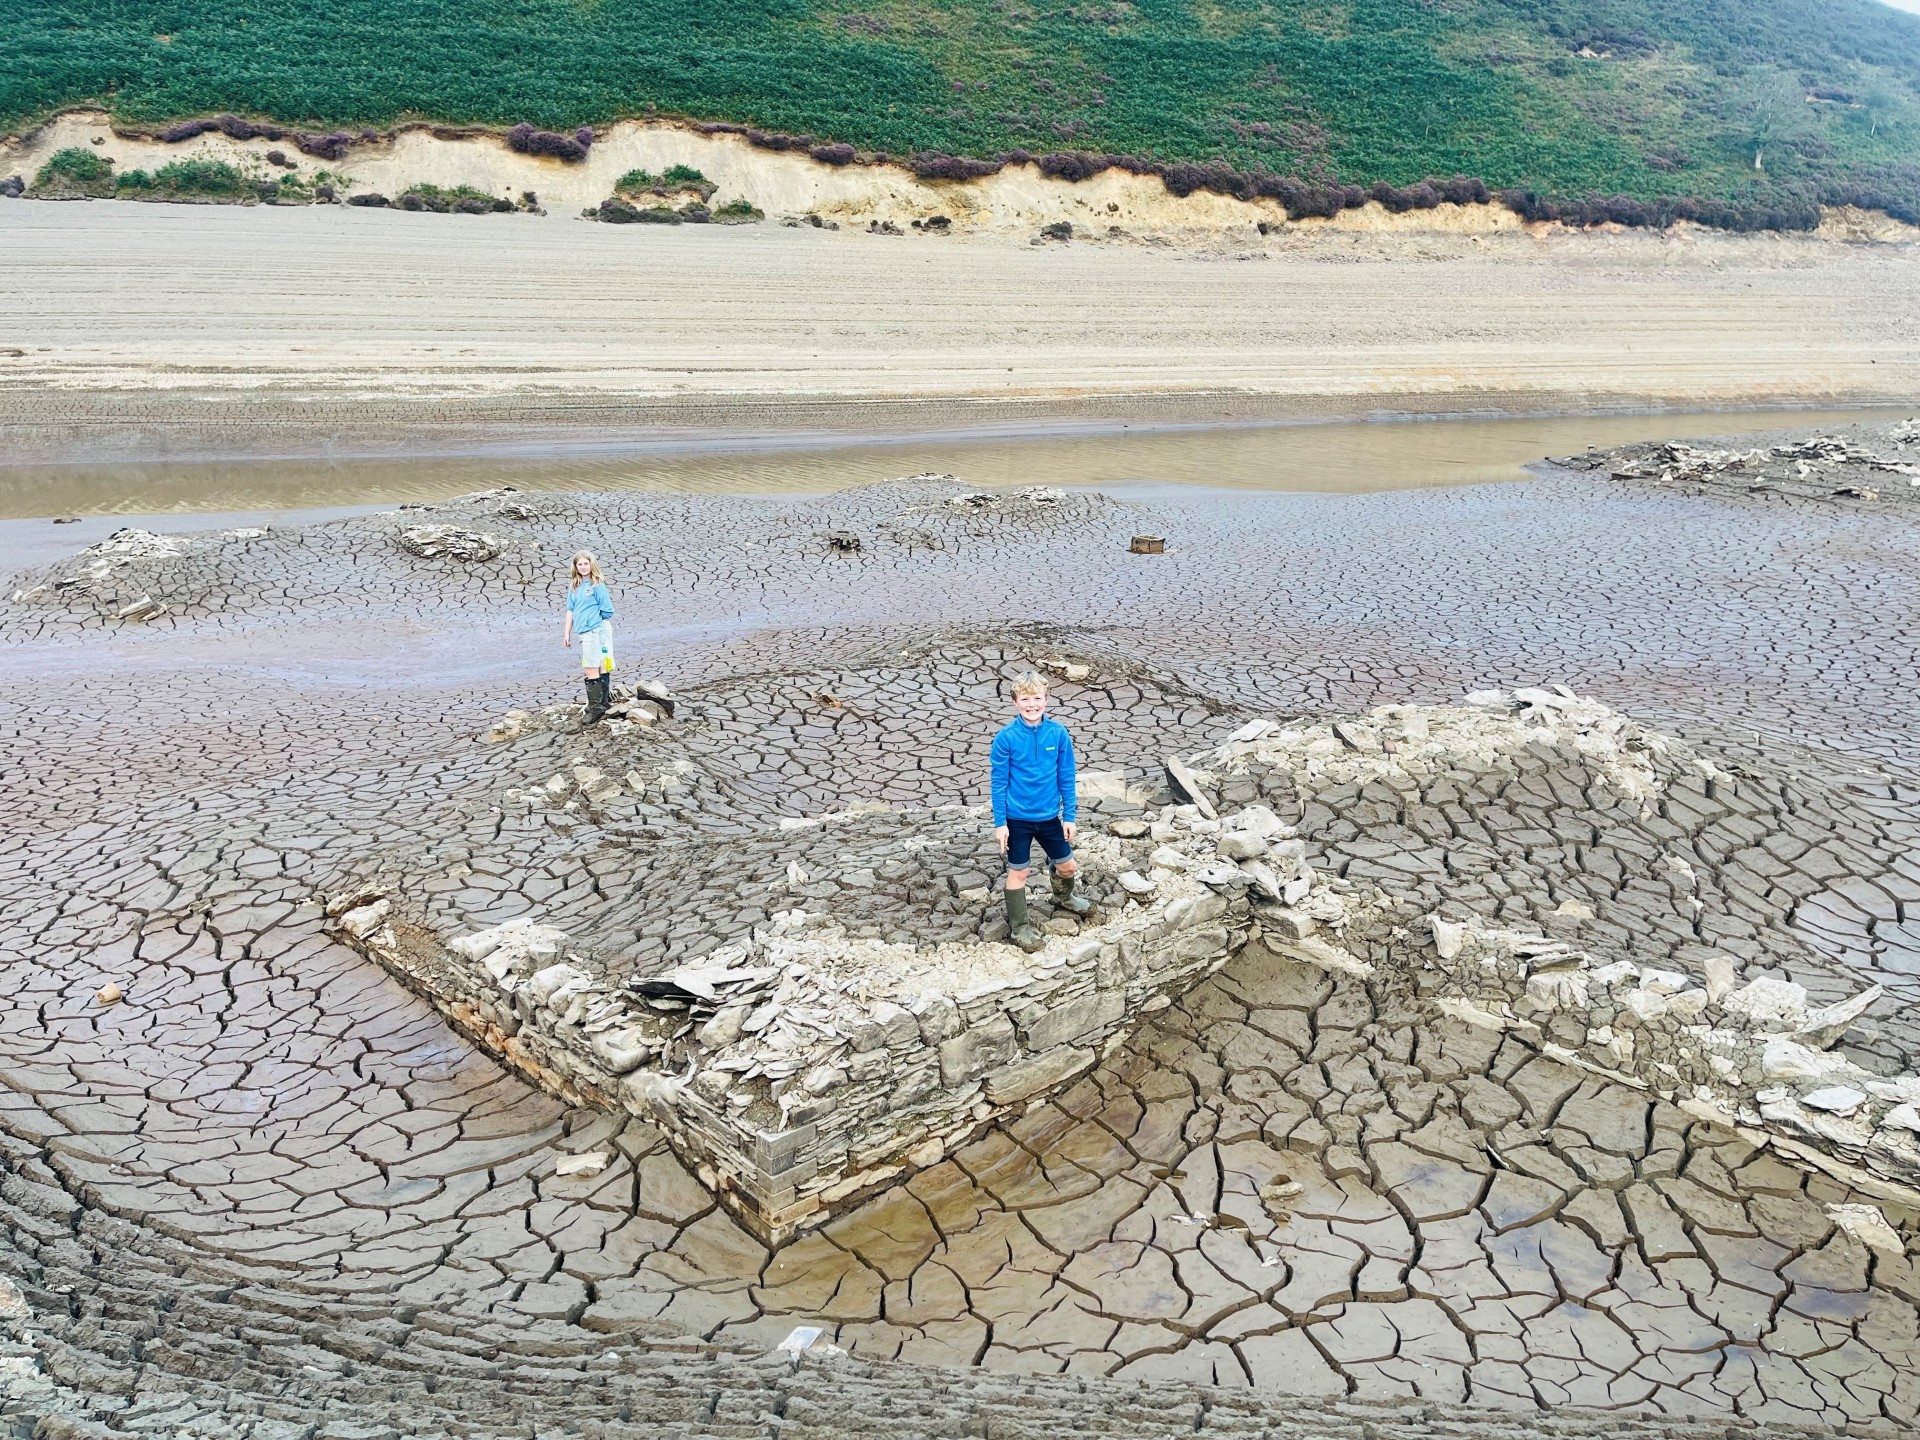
<box><xmin>0</xmin><ymin>406</ymin><xmax>1905</xmax><ymax>519</ymax></box>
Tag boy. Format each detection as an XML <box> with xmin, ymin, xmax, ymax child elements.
<box><xmin>990</xmin><ymin>673</ymin><xmax>1091</xmax><ymax>952</ymax></box>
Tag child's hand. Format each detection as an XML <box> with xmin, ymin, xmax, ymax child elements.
<box><xmin>1063</xmin><ymin>822</ymin><xmax>1076</xmax><ymax>844</ymax></box>
<box><xmin>995</xmin><ymin>825</ymin><xmax>1009</xmax><ymax>855</ymax></box>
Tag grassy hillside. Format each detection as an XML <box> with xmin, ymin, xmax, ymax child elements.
<box><xmin>7</xmin><ymin>0</ymin><xmax>1920</xmax><ymax>216</ymax></box>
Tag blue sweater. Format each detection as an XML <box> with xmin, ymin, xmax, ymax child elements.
<box><xmin>990</xmin><ymin>716</ymin><xmax>1078</xmax><ymax>825</ymax></box>
<box><xmin>568</xmin><ymin>580</ymin><xmax>613</xmax><ymax>635</ymax></box>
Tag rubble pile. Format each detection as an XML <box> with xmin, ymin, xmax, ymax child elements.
<box><xmin>396</xmin><ymin>524</ymin><xmax>504</xmax><ymax>562</ymax></box>
<box><xmin>1566</xmin><ymin>423</ymin><xmax>1920</xmax><ymax>507</ymax></box>
<box><xmin>6</xmin><ymin>525</ymin><xmax>268</xmax><ymax>621</ymax></box>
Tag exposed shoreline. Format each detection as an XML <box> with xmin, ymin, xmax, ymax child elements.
<box><xmin>4</xmin><ymin>200</ymin><xmax>1917</xmax><ymax>472</ymax></box>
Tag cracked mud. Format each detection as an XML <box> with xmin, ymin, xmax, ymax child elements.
<box><xmin>7</xmin><ymin>428</ymin><xmax>1920</xmax><ymax>1438</ymax></box>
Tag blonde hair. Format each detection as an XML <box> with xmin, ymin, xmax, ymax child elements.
<box><xmin>1010</xmin><ymin>672</ymin><xmax>1049</xmax><ymax>698</ymax></box>
<box><xmin>569</xmin><ymin>550</ymin><xmax>605</xmax><ymax>589</ymax></box>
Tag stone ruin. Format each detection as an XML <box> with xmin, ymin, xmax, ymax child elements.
<box><xmin>328</xmin><ymin>687</ymin><xmax>1920</xmax><ymax>1247</ymax></box>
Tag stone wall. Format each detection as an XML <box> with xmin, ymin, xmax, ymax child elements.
<box><xmin>329</xmin><ymin>797</ymin><xmax>1393</xmax><ymax>1242</ymax></box>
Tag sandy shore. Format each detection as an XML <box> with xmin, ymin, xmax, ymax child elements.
<box><xmin>1</xmin><ymin>199</ymin><xmax>1916</xmax><ymax>462</ymax></box>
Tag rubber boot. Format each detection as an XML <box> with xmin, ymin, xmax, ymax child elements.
<box><xmin>1051</xmin><ymin>868</ymin><xmax>1093</xmax><ymax>917</ymax></box>
<box><xmin>1004</xmin><ymin>885</ymin><xmax>1044</xmax><ymax>953</ymax></box>
<box><xmin>582</xmin><ymin>674</ymin><xmax>608</xmax><ymax>725</ymax></box>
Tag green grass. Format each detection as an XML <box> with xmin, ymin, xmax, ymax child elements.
<box><xmin>6</xmin><ymin>0</ymin><xmax>1919</xmax><ymax>212</ymax></box>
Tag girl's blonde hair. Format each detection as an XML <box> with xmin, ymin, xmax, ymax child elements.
<box><xmin>569</xmin><ymin>550</ymin><xmax>605</xmax><ymax>589</ymax></box>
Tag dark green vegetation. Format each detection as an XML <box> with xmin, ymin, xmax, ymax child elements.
<box><xmin>32</xmin><ymin>146</ymin><xmax>114</xmax><ymax>197</ymax></box>
<box><xmin>8</xmin><ymin>0</ymin><xmax>1920</xmax><ymax>217</ymax></box>
<box><xmin>615</xmin><ymin>165</ymin><xmax>715</xmax><ymax>196</ymax></box>
<box><xmin>117</xmin><ymin>157</ymin><xmax>250</xmax><ymax>198</ymax></box>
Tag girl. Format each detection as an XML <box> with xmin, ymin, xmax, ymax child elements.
<box><xmin>562</xmin><ymin>551</ymin><xmax>616</xmax><ymax>724</ymax></box>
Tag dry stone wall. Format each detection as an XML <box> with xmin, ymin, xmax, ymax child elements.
<box><xmin>329</xmin><ymin>799</ymin><xmax>1393</xmax><ymax>1242</ymax></box>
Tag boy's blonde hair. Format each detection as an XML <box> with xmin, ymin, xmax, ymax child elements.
<box><xmin>569</xmin><ymin>550</ymin><xmax>605</xmax><ymax>589</ymax></box>
<box><xmin>1010</xmin><ymin>672</ymin><xmax>1049</xmax><ymax>698</ymax></box>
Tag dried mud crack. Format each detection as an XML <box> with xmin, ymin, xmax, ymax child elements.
<box><xmin>7</xmin><ymin>449</ymin><xmax>1920</xmax><ymax>1436</ymax></box>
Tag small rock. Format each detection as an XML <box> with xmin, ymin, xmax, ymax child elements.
<box><xmin>1164</xmin><ymin>756</ymin><xmax>1216</xmax><ymax>818</ymax></box>
<box><xmin>95</xmin><ymin>983</ymin><xmax>122</xmax><ymax>1005</ymax></box>
<box><xmin>1215</xmin><ymin>831</ymin><xmax>1267</xmax><ymax>861</ymax></box>
<box><xmin>554</xmin><ymin>1151</ymin><xmax>611</xmax><ymax>1178</ymax></box>
<box><xmin>1430</xmin><ymin>917</ymin><xmax>1467</xmax><ymax>961</ymax></box>
<box><xmin>1722</xmin><ymin>976</ymin><xmax>1809</xmax><ymax>1029</ymax></box>
<box><xmin>1704</xmin><ymin>953</ymin><xmax>1738</xmax><ymax>1004</ymax></box>
<box><xmin>115</xmin><ymin>596</ymin><xmax>167</xmax><ymax>622</ymax></box>
<box><xmin>1827</xmin><ymin>1202</ymin><xmax>1906</xmax><ymax>1256</ymax></box>
<box><xmin>1799</xmin><ymin>1085</ymin><xmax>1869</xmax><ymax>1114</ymax></box>
<box><xmin>1109</xmin><ymin>818</ymin><xmax>1149</xmax><ymax>839</ymax></box>
<box><xmin>1118</xmin><ymin>871</ymin><xmax>1156</xmax><ymax>897</ymax></box>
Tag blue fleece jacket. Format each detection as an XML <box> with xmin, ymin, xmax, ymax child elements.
<box><xmin>990</xmin><ymin>716</ymin><xmax>1078</xmax><ymax>825</ymax></box>
<box><xmin>568</xmin><ymin>580</ymin><xmax>613</xmax><ymax>635</ymax></box>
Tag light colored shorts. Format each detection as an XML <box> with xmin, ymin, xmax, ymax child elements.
<box><xmin>579</xmin><ymin>621</ymin><xmax>615</xmax><ymax>674</ymax></box>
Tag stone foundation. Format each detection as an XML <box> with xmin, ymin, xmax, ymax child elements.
<box><xmin>331</xmin><ymin>687</ymin><xmax>1920</xmax><ymax>1243</ymax></box>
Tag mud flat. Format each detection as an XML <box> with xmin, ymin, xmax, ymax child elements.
<box><xmin>1</xmin><ymin>196</ymin><xmax>1917</xmax><ymax>464</ymax></box>
<box><xmin>8</xmin><ymin>422</ymin><xmax>1920</xmax><ymax>1436</ymax></box>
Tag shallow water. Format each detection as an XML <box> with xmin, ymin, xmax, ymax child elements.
<box><xmin>0</xmin><ymin>406</ymin><xmax>1904</xmax><ymax>518</ymax></box>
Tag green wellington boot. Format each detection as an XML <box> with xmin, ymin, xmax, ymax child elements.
<box><xmin>582</xmin><ymin>674</ymin><xmax>609</xmax><ymax>725</ymax></box>
<box><xmin>1004</xmin><ymin>885</ymin><xmax>1044</xmax><ymax>953</ymax></box>
<box><xmin>1051</xmin><ymin>868</ymin><xmax>1093</xmax><ymax>917</ymax></box>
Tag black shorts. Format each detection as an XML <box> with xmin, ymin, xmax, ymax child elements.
<box><xmin>1004</xmin><ymin>816</ymin><xmax>1072</xmax><ymax>870</ymax></box>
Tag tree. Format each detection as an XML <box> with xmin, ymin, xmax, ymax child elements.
<box><xmin>1724</xmin><ymin>68</ymin><xmax>1816</xmax><ymax>172</ymax></box>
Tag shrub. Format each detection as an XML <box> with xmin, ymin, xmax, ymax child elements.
<box><xmin>150</xmin><ymin>158</ymin><xmax>248</xmax><ymax>196</ymax></box>
<box><xmin>215</xmin><ymin>113</ymin><xmax>282</xmax><ymax>141</ymax></box>
<box><xmin>293</xmin><ymin>131</ymin><xmax>352</xmax><ymax>161</ymax></box>
<box><xmin>399</xmin><ymin>182</ymin><xmax>512</xmax><ymax>213</ymax></box>
<box><xmin>712</xmin><ymin>197</ymin><xmax>763</xmax><ymax>223</ymax></box>
<box><xmin>635</xmin><ymin>205</ymin><xmax>682</xmax><ymax>223</ymax></box>
<box><xmin>910</xmin><ymin>152</ymin><xmax>1001</xmax><ymax>180</ymax></box>
<box><xmin>36</xmin><ymin>147</ymin><xmax>112</xmax><ymax>188</ymax></box>
<box><xmin>663</xmin><ymin>164</ymin><xmax>707</xmax><ymax>185</ymax></box>
<box><xmin>747</xmin><ymin>129</ymin><xmax>811</xmax><ymax>151</ymax></box>
<box><xmin>0</xmin><ymin>176</ymin><xmax>24</xmax><ymax>198</ymax></box>
<box><xmin>505</xmin><ymin>123</ymin><xmax>588</xmax><ymax>162</ymax></box>
<box><xmin>809</xmin><ymin>142</ymin><xmax>856</xmax><ymax>165</ymax></box>
<box><xmin>1039</xmin><ymin>151</ymin><xmax>1107</xmax><ymax>182</ymax></box>
<box><xmin>596</xmin><ymin>196</ymin><xmax>640</xmax><ymax>223</ymax></box>
<box><xmin>158</xmin><ymin>118</ymin><xmax>216</xmax><ymax>143</ymax></box>
<box><xmin>1040</xmin><ymin>220</ymin><xmax>1073</xmax><ymax>239</ymax></box>
<box><xmin>347</xmin><ymin>192</ymin><xmax>391</xmax><ymax>207</ymax></box>
<box><xmin>1439</xmin><ymin>176</ymin><xmax>1490</xmax><ymax>205</ymax></box>
<box><xmin>1163</xmin><ymin>161</ymin><xmax>1250</xmax><ymax>199</ymax></box>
